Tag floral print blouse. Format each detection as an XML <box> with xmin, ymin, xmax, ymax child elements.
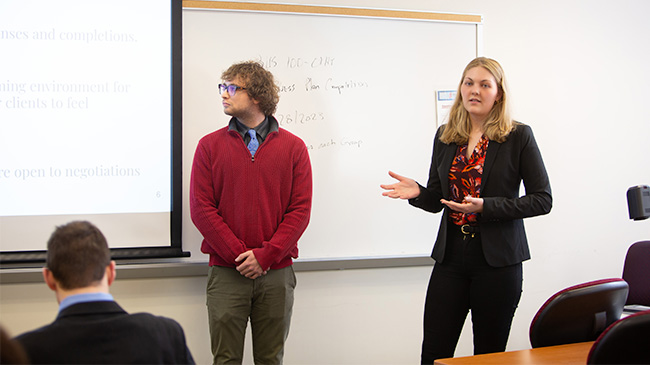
<box><xmin>448</xmin><ymin>135</ymin><xmax>489</xmax><ymax>226</ymax></box>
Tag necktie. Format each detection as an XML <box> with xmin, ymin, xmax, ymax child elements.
<box><xmin>247</xmin><ymin>129</ymin><xmax>259</xmax><ymax>156</ymax></box>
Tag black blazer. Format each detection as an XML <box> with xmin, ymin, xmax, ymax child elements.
<box><xmin>410</xmin><ymin>123</ymin><xmax>552</xmax><ymax>267</ymax></box>
<box><xmin>15</xmin><ymin>301</ymin><xmax>195</xmax><ymax>364</ymax></box>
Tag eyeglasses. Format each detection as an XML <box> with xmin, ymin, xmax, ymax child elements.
<box><xmin>218</xmin><ymin>83</ymin><xmax>246</xmax><ymax>96</ymax></box>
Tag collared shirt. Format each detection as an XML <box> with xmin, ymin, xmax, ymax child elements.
<box><xmin>59</xmin><ymin>292</ymin><xmax>114</xmax><ymax>313</ymax></box>
<box><xmin>234</xmin><ymin>117</ymin><xmax>270</xmax><ymax>146</ymax></box>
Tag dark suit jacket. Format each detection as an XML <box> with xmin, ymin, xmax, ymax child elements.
<box><xmin>15</xmin><ymin>300</ymin><xmax>195</xmax><ymax>364</ymax></box>
<box><xmin>410</xmin><ymin>123</ymin><xmax>552</xmax><ymax>267</ymax></box>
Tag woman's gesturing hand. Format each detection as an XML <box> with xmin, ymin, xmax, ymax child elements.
<box><xmin>380</xmin><ymin>171</ymin><xmax>421</xmax><ymax>200</ymax></box>
<box><xmin>440</xmin><ymin>196</ymin><xmax>484</xmax><ymax>213</ymax></box>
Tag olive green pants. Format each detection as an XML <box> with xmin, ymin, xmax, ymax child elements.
<box><xmin>206</xmin><ymin>265</ymin><xmax>296</xmax><ymax>365</ymax></box>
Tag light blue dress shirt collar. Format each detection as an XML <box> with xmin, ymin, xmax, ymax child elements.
<box><xmin>59</xmin><ymin>292</ymin><xmax>114</xmax><ymax>312</ymax></box>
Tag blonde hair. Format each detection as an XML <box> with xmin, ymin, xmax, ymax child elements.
<box><xmin>440</xmin><ymin>57</ymin><xmax>515</xmax><ymax>144</ymax></box>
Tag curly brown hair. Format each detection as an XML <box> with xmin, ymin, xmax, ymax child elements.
<box><xmin>221</xmin><ymin>61</ymin><xmax>280</xmax><ymax>116</ymax></box>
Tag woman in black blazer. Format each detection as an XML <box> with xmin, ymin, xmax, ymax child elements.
<box><xmin>381</xmin><ymin>57</ymin><xmax>552</xmax><ymax>363</ymax></box>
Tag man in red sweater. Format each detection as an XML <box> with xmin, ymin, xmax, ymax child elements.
<box><xmin>190</xmin><ymin>61</ymin><xmax>312</xmax><ymax>364</ymax></box>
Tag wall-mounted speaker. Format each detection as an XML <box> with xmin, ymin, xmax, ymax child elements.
<box><xmin>627</xmin><ymin>185</ymin><xmax>650</xmax><ymax>220</ymax></box>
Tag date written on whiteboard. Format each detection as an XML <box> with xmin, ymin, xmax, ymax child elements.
<box><xmin>276</xmin><ymin>110</ymin><xmax>325</xmax><ymax>126</ymax></box>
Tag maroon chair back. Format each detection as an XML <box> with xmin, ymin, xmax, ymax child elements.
<box><xmin>529</xmin><ymin>278</ymin><xmax>629</xmax><ymax>348</ymax></box>
<box><xmin>587</xmin><ymin>310</ymin><xmax>650</xmax><ymax>364</ymax></box>
<box><xmin>622</xmin><ymin>241</ymin><xmax>650</xmax><ymax>306</ymax></box>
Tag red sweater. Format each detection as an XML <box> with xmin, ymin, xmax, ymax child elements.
<box><xmin>190</xmin><ymin>120</ymin><xmax>312</xmax><ymax>270</ymax></box>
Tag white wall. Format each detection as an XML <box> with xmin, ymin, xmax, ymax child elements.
<box><xmin>2</xmin><ymin>1</ymin><xmax>649</xmax><ymax>364</ymax></box>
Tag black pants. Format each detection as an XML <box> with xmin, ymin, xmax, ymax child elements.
<box><xmin>421</xmin><ymin>228</ymin><xmax>523</xmax><ymax>364</ymax></box>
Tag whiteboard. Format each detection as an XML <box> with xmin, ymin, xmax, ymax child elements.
<box><xmin>182</xmin><ymin>3</ymin><xmax>481</xmax><ymax>262</ymax></box>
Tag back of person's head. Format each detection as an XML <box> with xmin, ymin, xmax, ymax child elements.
<box><xmin>221</xmin><ymin>60</ymin><xmax>280</xmax><ymax>116</ymax></box>
<box><xmin>46</xmin><ymin>221</ymin><xmax>111</xmax><ymax>290</ymax></box>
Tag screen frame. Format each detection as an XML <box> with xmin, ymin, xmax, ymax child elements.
<box><xmin>0</xmin><ymin>0</ymin><xmax>187</xmax><ymax>265</ymax></box>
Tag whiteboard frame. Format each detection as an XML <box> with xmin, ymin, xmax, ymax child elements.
<box><xmin>181</xmin><ymin>1</ymin><xmax>484</xmax><ymax>270</ymax></box>
<box><xmin>183</xmin><ymin>1</ymin><xmax>483</xmax><ymax>24</ymax></box>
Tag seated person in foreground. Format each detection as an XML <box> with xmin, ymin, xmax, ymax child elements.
<box><xmin>14</xmin><ymin>220</ymin><xmax>195</xmax><ymax>364</ymax></box>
